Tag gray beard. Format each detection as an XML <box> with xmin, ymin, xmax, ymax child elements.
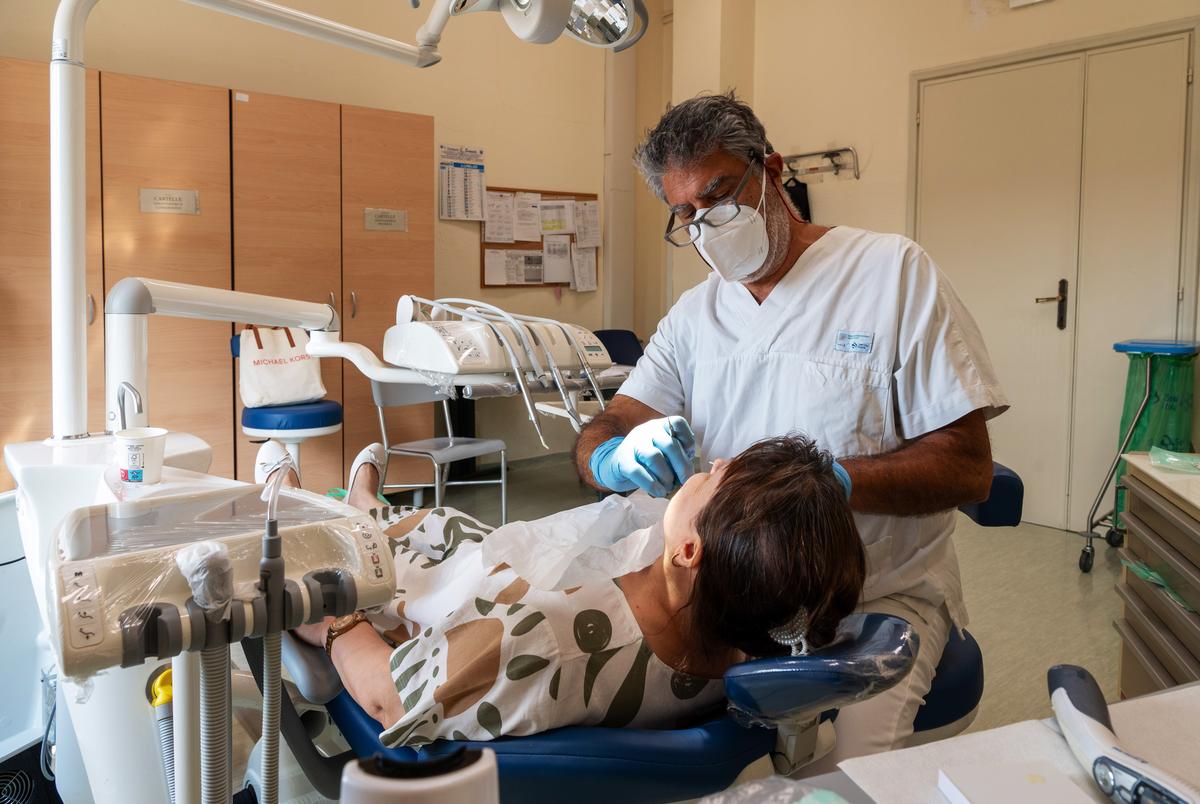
<box><xmin>743</xmin><ymin>182</ymin><xmax>793</xmax><ymax>283</ymax></box>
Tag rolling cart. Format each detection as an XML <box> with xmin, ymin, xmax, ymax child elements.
<box><xmin>1079</xmin><ymin>339</ymin><xmax>1197</xmax><ymax>572</ymax></box>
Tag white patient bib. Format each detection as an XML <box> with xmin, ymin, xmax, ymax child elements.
<box><xmin>482</xmin><ymin>492</ymin><xmax>668</xmax><ymax>591</ymax></box>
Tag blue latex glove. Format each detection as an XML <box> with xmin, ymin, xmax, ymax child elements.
<box><xmin>589</xmin><ymin>416</ymin><xmax>696</xmax><ymax>497</ymax></box>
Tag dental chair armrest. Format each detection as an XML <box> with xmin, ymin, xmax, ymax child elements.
<box><xmin>958</xmin><ymin>461</ymin><xmax>1024</xmax><ymax>527</ymax></box>
<box><xmin>723</xmin><ymin>613</ymin><xmax>918</xmax><ymax>727</ymax></box>
<box><xmin>281</xmin><ymin>631</ymin><xmax>345</xmax><ymax>705</ymax></box>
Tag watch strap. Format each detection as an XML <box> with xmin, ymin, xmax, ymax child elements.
<box><xmin>324</xmin><ymin>611</ymin><xmax>368</xmax><ymax>657</ymax></box>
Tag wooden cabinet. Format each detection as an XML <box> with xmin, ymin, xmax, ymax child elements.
<box><xmin>231</xmin><ymin>90</ymin><xmax>344</xmax><ymax>493</ymax></box>
<box><xmin>0</xmin><ymin>59</ymin><xmax>104</xmax><ymax>491</ymax></box>
<box><xmin>100</xmin><ymin>73</ymin><xmax>235</xmax><ymax>477</ymax></box>
<box><xmin>341</xmin><ymin>105</ymin><xmax>435</xmax><ymax>486</ymax></box>
<box><xmin>1</xmin><ymin>61</ymin><xmax>436</xmax><ymax>490</ymax></box>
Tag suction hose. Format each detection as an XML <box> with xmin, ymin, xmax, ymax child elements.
<box><xmin>200</xmin><ymin>640</ymin><xmax>232</xmax><ymax>804</ymax></box>
<box><xmin>176</xmin><ymin>541</ymin><xmax>235</xmax><ymax>804</ymax></box>
<box><xmin>149</xmin><ymin>668</ymin><xmax>176</xmax><ymax>804</ymax></box>
<box><xmin>259</xmin><ymin>460</ymin><xmax>292</xmax><ymax>804</ymax></box>
<box><xmin>260</xmin><ymin>631</ymin><xmax>281</xmax><ymax>804</ymax></box>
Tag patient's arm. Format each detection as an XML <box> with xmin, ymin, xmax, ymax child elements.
<box><xmin>294</xmin><ymin>618</ymin><xmax>405</xmax><ymax>727</ymax></box>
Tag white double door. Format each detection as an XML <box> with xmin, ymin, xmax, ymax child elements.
<box><xmin>915</xmin><ymin>33</ymin><xmax>1193</xmax><ymax>530</ymax></box>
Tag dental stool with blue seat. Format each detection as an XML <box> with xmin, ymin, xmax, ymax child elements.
<box><xmin>265</xmin><ymin>462</ymin><xmax>1023</xmax><ymax>802</ymax></box>
<box><xmin>232</xmin><ymin>334</ymin><xmax>343</xmax><ymax>470</ymax></box>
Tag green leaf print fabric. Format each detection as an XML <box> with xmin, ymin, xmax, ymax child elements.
<box><xmin>365</xmin><ymin>505</ymin><xmax>724</xmax><ymax>748</ymax></box>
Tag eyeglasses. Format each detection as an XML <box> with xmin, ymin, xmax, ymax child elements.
<box><xmin>662</xmin><ymin>159</ymin><xmax>758</xmax><ymax>247</ymax></box>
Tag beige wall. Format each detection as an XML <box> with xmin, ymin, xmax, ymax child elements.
<box><xmin>0</xmin><ymin>0</ymin><xmax>609</xmax><ymax>461</ymax></box>
<box><xmin>633</xmin><ymin>0</ymin><xmax>673</xmax><ymax>342</ymax></box>
<box><xmin>753</xmin><ymin>0</ymin><xmax>1200</xmax><ymax>236</ymax></box>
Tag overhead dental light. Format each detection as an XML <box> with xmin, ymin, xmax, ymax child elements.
<box><xmin>452</xmin><ymin>0</ymin><xmax>649</xmax><ymax>51</ymax></box>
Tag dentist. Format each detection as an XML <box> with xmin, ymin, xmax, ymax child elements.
<box><xmin>573</xmin><ymin>92</ymin><xmax>1009</xmax><ymax>765</ymax></box>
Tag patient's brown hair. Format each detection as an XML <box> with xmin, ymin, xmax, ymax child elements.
<box><xmin>688</xmin><ymin>434</ymin><xmax>865</xmax><ymax>661</ymax></box>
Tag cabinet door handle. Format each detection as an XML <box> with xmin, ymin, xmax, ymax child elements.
<box><xmin>86</xmin><ymin>293</ymin><xmax>96</xmax><ymax>326</ymax></box>
<box><xmin>350</xmin><ymin>291</ymin><xmax>358</xmax><ymax>319</ymax></box>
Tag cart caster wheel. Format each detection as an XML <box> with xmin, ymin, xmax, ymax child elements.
<box><xmin>1105</xmin><ymin>528</ymin><xmax>1124</xmax><ymax>548</ymax></box>
<box><xmin>1079</xmin><ymin>548</ymin><xmax>1094</xmax><ymax>573</ymax></box>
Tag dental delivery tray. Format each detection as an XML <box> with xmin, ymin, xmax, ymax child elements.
<box><xmin>48</xmin><ymin>486</ymin><xmax>396</xmax><ymax>678</ymax></box>
<box><xmin>384</xmin><ymin>319</ymin><xmax>612</xmax><ymax>375</ymax></box>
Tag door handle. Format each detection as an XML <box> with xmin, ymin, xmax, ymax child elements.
<box><xmin>1034</xmin><ymin>278</ymin><xmax>1068</xmax><ymax>330</ymax></box>
<box><xmin>86</xmin><ymin>293</ymin><xmax>95</xmax><ymax>326</ymax></box>
<box><xmin>350</xmin><ymin>291</ymin><xmax>358</xmax><ymax>319</ymax></box>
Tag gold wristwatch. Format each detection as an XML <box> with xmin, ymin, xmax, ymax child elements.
<box><xmin>325</xmin><ymin>611</ymin><xmax>368</xmax><ymax>657</ymax></box>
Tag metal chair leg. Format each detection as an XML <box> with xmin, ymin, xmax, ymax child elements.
<box><xmin>432</xmin><ymin>456</ymin><xmax>444</xmax><ymax>509</ymax></box>
<box><xmin>499</xmin><ymin>450</ymin><xmax>508</xmax><ymax>525</ymax></box>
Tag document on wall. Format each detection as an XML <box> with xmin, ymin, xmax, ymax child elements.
<box><xmin>539</xmin><ymin>198</ymin><xmax>576</xmax><ymax>235</ymax></box>
<box><xmin>483</xmin><ymin>191</ymin><xmax>515</xmax><ymax>243</ymax></box>
<box><xmin>484</xmin><ymin>249</ymin><xmax>509</xmax><ymax>285</ymax></box>
<box><xmin>439</xmin><ymin>144</ymin><xmax>486</xmax><ymax>221</ymax></box>
<box><xmin>513</xmin><ymin>192</ymin><xmax>542</xmax><ymax>241</ymax></box>
<box><xmin>571</xmin><ymin>244</ymin><xmax>597</xmax><ymax>292</ymax></box>
<box><xmin>574</xmin><ymin>200</ymin><xmax>602</xmax><ymax>248</ymax></box>
<box><xmin>542</xmin><ymin>235</ymin><xmax>574</xmax><ymax>283</ymax></box>
<box><xmin>485</xmin><ymin>249</ymin><xmax>545</xmax><ymax>285</ymax></box>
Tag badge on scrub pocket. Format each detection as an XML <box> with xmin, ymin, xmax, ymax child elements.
<box><xmin>834</xmin><ymin>330</ymin><xmax>874</xmax><ymax>354</ymax></box>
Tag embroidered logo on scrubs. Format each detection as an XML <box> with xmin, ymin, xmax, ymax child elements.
<box><xmin>835</xmin><ymin>330</ymin><xmax>874</xmax><ymax>354</ymax></box>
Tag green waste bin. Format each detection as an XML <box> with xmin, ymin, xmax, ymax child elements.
<box><xmin>1111</xmin><ymin>341</ymin><xmax>1197</xmax><ymax>528</ymax></box>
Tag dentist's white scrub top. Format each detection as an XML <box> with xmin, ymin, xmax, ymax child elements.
<box><xmin>618</xmin><ymin>226</ymin><xmax>1009</xmax><ymax>625</ymax></box>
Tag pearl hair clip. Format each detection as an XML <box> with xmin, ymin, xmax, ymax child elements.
<box><xmin>768</xmin><ymin>608</ymin><xmax>811</xmax><ymax>656</ymax></box>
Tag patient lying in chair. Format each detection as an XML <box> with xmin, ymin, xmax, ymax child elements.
<box><xmin>280</xmin><ymin>434</ymin><xmax>864</xmax><ymax>748</ymax></box>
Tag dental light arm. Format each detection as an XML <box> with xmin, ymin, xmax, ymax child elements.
<box><xmin>181</xmin><ymin>0</ymin><xmax>448</xmax><ymax>67</ymax></box>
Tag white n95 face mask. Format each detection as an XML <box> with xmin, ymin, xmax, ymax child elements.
<box><xmin>693</xmin><ymin>163</ymin><xmax>770</xmax><ymax>283</ymax></box>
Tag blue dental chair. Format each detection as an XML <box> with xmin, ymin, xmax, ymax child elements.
<box><xmin>264</xmin><ymin>463</ymin><xmax>1023</xmax><ymax>802</ymax></box>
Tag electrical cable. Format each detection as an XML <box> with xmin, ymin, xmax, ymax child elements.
<box><xmin>39</xmin><ymin>699</ymin><xmax>56</xmax><ymax>781</ymax></box>
<box><xmin>0</xmin><ymin>555</ymin><xmax>26</xmax><ymax>567</ymax></box>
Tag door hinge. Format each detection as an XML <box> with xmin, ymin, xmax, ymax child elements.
<box><xmin>915</xmin><ymin>110</ymin><xmax>921</xmax><ymax>127</ymax></box>
<box><xmin>1189</xmin><ymin>66</ymin><xmax>1194</xmax><ymax>85</ymax></box>
<box><xmin>1179</xmin><ymin>286</ymin><xmax>1186</xmax><ymax>302</ymax></box>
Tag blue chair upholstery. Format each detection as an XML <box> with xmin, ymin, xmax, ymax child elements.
<box><xmin>323</xmin><ymin>613</ymin><xmax>914</xmax><ymax>804</ymax></box>
<box><xmin>594</xmin><ymin>329</ymin><xmax>644</xmax><ymax>367</ymax></box>
<box><xmin>241</xmin><ymin>399</ymin><xmax>343</xmax><ymax>431</ymax></box>
<box><xmin>329</xmin><ymin>695</ymin><xmax>773</xmax><ymax>804</ymax></box>
<box><xmin>911</xmin><ymin>628</ymin><xmax>983</xmax><ymax>734</ymax></box>
<box><xmin>957</xmin><ymin>461</ymin><xmax>1023</xmax><ymax>527</ymax></box>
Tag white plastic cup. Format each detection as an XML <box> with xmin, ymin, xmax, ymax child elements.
<box><xmin>113</xmin><ymin>427</ymin><xmax>168</xmax><ymax>484</ymax></box>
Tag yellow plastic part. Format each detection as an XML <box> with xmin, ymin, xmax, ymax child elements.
<box><xmin>150</xmin><ymin>667</ymin><xmax>173</xmax><ymax>707</ymax></box>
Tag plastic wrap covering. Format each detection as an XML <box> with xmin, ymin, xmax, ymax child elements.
<box><xmin>722</xmin><ymin>613</ymin><xmax>918</xmax><ymax>729</ymax></box>
<box><xmin>459</xmin><ymin>382</ymin><xmax>520</xmax><ymax>399</ymax></box>
<box><xmin>481</xmin><ymin>492</ymin><xmax>668</xmax><ymax>591</ymax></box>
<box><xmin>411</xmin><ymin>367</ymin><xmax>457</xmax><ymax>398</ymax></box>
<box><xmin>47</xmin><ymin>485</ymin><xmax>397</xmax><ymax>681</ymax></box>
<box><xmin>699</xmin><ymin>777</ymin><xmax>849</xmax><ymax>804</ymax></box>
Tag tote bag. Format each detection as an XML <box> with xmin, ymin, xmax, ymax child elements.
<box><xmin>238</xmin><ymin>325</ymin><xmax>326</xmax><ymax>408</ymax></box>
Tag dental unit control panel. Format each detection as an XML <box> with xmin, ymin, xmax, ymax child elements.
<box><xmin>49</xmin><ymin>486</ymin><xmax>396</xmax><ymax>678</ymax></box>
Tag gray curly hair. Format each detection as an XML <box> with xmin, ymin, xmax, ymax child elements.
<box><xmin>633</xmin><ymin>91</ymin><xmax>774</xmax><ymax>201</ymax></box>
